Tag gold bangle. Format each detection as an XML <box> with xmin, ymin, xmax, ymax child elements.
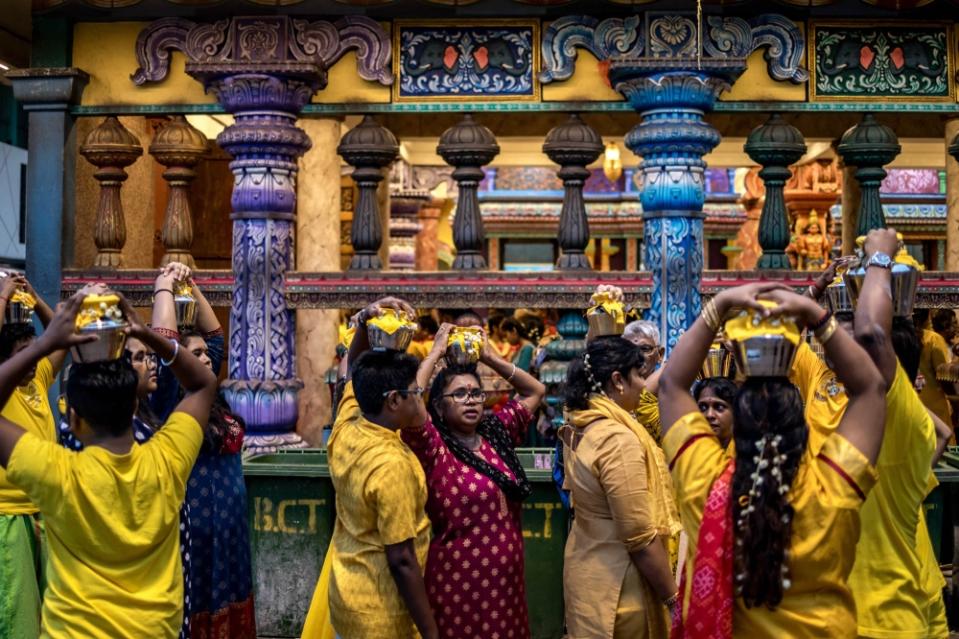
<box><xmin>815</xmin><ymin>316</ymin><xmax>839</xmax><ymax>345</ymax></box>
<box><xmin>702</xmin><ymin>300</ymin><xmax>721</xmax><ymax>334</ymax></box>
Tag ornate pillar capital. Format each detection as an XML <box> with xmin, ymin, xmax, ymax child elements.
<box><xmin>7</xmin><ymin>67</ymin><xmax>89</xmax><ymax>110</ymax></box>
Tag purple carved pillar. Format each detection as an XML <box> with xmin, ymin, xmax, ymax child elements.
<box><xmin>201</xmin><ymin>72</ymin><xmax>316</xmax><ymax>451</ymax></box>
<box><xmin>132</xmin><ymin>16</ymin><xmax>393</xmax><ymax>451</ymax></box>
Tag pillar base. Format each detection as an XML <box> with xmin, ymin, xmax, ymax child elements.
<box><xmin>452</xmin><ymin>252</ymin><xmax>487</xmax><ymax>270</ymax></box>
<box><xmin>221</xmin><ymin>378</ymin><xmax>304</xmax><ymax>450</ymax></box>
<box><xmin>244</xmin><ymin>431</ymin><xmax>309</xmax><ymax>455</ymax></box>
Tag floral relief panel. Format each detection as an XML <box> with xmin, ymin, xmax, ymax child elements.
<box><xmin>395</xmin><ymin>21</ymin><xmax>538</xmax><ymax>100</ymax></box>
<box><xmin>811</xmin><ymin>22</ymin><xmax>954</xmax><ymax>101</ymax></box>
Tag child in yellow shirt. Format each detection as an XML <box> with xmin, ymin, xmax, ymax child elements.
<box><xmin>0</xmin><ymin>293</ymin><xmax>218</xmax><ymax>639</ymax></box>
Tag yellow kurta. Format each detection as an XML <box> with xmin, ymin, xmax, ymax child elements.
<box><xmin>790</xmin><ymin>343</ymin><xmax>946</xmax><ymax>637</ymax></box>
<box><xmin>562</xmin><ymin>396</ymin><xmax>681</xmax><ymax>639</ymax></box>
<box><xmin>665</xmin><ymin>411</ymin><xmax>877</xmax><ymax>638</ymax></box>
<box><xmin>326</xmin><ymin>383</ymin><xmax>431</xmax><ymax>639</ymax></box>
<box><xmin>918</xmin><ymin>329</ymin><xmax>952</xmax><ymax>425</ymax></box>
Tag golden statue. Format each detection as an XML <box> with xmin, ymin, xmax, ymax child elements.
<box><xmin>795</xmin><ymin>211</ymin><xmax>831</xmax><ymax>271</ymax></box>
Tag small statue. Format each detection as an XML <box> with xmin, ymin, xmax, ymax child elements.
<box><xmin>796</xmin><ymin>211</ymin><xmax>831</xmax><ymax>271</ymax></box>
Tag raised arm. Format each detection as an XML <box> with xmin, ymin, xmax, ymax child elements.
<box><xmin>659</xmin><ymin>283</ymin><xmax>780</xmax><ymax>437</ymax></box>
<box><xmin>120</xmin><ymin>296</ymin><xmax>217</xmax><ymax>430</ymax></box>
<box><xmin>763</xmin><ymin>290</ymin><xmax>887</xmax><ymax>464</ymax></box>
<box><xmin>16</xmin><ymin>275</ymin><xmax>69</xmax><ymax>372</ymax></box>
<box><xmin>345</xmin><ymin>296</ymin><xmax>417</xmax><ymax>383</ymax></box>
<box><xmin>805</xmin><ymin>256</ymin><xmax>855</xmax><ymax>301</ymax></box>
<box><xmin>0</xmin><ymin>294</ymin><xmax>96</xmax><ymax>466</ymax></box>
<box><xmin>853</xmin><ymin>229</ymin><xmax>899</xmax><ymax>386</ymax></box>
<box><xmin>151</xmin><ymin>262</ymin><xmax>192</xmax><ymax>334</ymax></box>
<box><xmin>415</xmin><ymin>323</ymin><xmax>452</xmax><ymax>391</ymax></box>
<box><xmin>480</xmin><ymin>338</ymin><xmax>545</xmax><ymax>415</ymax></box>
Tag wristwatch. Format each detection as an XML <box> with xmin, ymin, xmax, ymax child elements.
<box><xmin>865</xmin><ymin>252</ymin><xmax>893</xmax><ymax>270</ymax></box>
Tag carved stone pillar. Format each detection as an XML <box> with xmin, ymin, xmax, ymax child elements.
<box><xmin>612</xmin><ymin>71</ymin><xmax>728</xmax><ymax>348</ymax></box>
<box><xmin>543</xmin><ymin>113</ymin><xmax>603</xmax><ymax>270</ymax></box>
<box><xmin>338</xmin><ymin>116</ymin><xmax>398</xmax><ymax>270</ymax></box>
<box><xmin>744</xmin><ymin>113</ymin><xmax>806</xmax><ymax>270</ymax></box>
<box><xmin>133</xmin><ymin>15</ymin><xmax>392</xmax><ymax>454</ymax></box>
<box><xmin>149</xmin><ymin>115</ymin><xmax>208</xmax><ymax>268</ymax></box>
<box><xmin>437</xmin><ymin>115</ymin><xmax>499</xmax><ymax>270</ymax></box>
<box><xmin>837</xmin><ymin>114</ymin><xmax>901</xmax><ymax>236</ymax></box>
<box><xmin>8</xmin><ymin>68</ymin><xmax>88</xmax><ymax>307</ymax></box>
<box><xmin>79</xmin><ymin>116</ymin><xmax>143</xmax><ymax>268</ymax></box>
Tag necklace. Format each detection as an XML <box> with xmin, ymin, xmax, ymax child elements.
<box><xmin>452</xmin><ymin>430</ymin><xmax>482</xmax><ymax>451</ymax></box>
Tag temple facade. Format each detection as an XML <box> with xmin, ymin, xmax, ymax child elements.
<box><xmin>5</xmin><ymin>0</ymin><xmax>959</xmax><ymax>452</ymax></box>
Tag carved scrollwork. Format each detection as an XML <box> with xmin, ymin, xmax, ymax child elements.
<box><xmin>132</xmin><ymin>15</ymin><xmax>392</xmax><ymax>86</ymax></box>
<box><xmin>540</xmin><ymin>13</ymin><xmax>806</xmax><ymax>85</ymax></box>
<box><xmin>539</xmin><ymin>15</ymin><xmax>643</xmax><ymax>83</ymax></box>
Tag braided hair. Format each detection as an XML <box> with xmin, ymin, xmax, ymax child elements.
<box><xmin>732</xmin><ymin>378</ymin><xmax>807</xmax><ymax>609</ymax></box>
<box><xmin>428</xmin><ymin>364</ymin><xmax>532</xmax><ymax>502</ymax></box>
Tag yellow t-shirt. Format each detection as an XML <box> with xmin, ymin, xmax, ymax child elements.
<box><xmin>0</xmin><ymin>358</ymin><xmax>56</xmax><ymax>515</ymax></box>
<box><xmin>327</xmin><ymin>383</ymin><xmax>431</xmax><ymax>639</ymax></box>
<box><xmin>664</xmin><ymin>411</ymin><xmax>877</xmax><ymax>638</ymax></box>
<box><xmin>791</xmin><ymin>343</ymin><xmax>945</xmax><ymax>637</ymax></box>
<box><xmin>849</xmin><ymin>365</ymin><xmax>942</xmax><ymax>638</ymax></box>
<box><xmin>919</xmin><ymin>329</ymin><xmax>952</xmax><ymax>425</ymax></box>
<box><xmin>6</xmin><ymin>411</ymin><xmax>203</xmax><ymax>639</ymax></box>
<box><xmin>788</xmin><ymin>341</ymin><xmax>847</xmax><ymax>454</ymax></box>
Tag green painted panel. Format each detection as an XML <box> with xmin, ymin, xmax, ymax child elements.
<box><xmin>244</xmin><ymin>447</ymin><xmax>568</xmax><ymax>638</ymax></box>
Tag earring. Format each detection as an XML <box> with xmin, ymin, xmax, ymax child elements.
<box><xmin>615</xmin><ymin>385</ymin><xmax>624</xmax><ymax>394</ymax></box>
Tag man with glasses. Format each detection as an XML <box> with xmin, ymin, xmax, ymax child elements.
<box><xmin>326</xmin><ymin>298</ymin><xmax>439</xmax><ymax>639</ymax></box>
<box><xmin>623</xmin><ymin>319</ymin><xmax>665</xmax><ymax>377</ymax></box>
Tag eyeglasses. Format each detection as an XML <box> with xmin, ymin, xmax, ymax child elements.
<box><xmin>382</xmin><ymin>387</ymin><xmax>425</xmax><ymax>398</ymax></box>
<box><xmin>637</xmin><ymin>344</ymin><xmax>657</xmax><ymax>354</ymax></box>
<box><xmin>442</xmin><ymin>389</ymin><xmax>488</xmax><ymax>404</ymax></box>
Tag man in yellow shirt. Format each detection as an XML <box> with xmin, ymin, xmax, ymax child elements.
<box><xmin>327</xmin><ymin>297</ymin><xmax>437</xmax><ymax>639</ymax></box>
<box><xmin>792</xmin><ymin>229</ymin><xmax>947</xmax><ymax>638</ymax></box>
<box><xmin>0</xmin><ymin>293</ymin><xmax>218</xmax><ymax>638</ymax></box>
<box><xmin>0</xmin><ymin>274</ymin><xmax>68</xmax><ymax>638</ymax></box>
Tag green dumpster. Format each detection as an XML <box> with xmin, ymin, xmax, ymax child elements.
<box><xmin>244</xmin><ymin>447</ymin><xmax>569</xmax><ymax>639</ymax></box>
<box><xmin>244</xmin><ymin>450</ymin><xmax>334</xmax><ymax>638</ymax></box>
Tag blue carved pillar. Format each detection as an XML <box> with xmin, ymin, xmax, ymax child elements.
<box><xmin>541</xmin><ymin>14</ymin><xmax>807</xmax><ymax>351</ymax></box>
<box><xmin>133</xmin><ymin>16</ymin><xmax>392</xmax><ymax>451</ymax></box>
<box><xmin>610</xmin><ymin>69</ymin><xmax>729</xmax><ymax>349</ymax></box>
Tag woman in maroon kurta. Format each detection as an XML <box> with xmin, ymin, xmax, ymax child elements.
<box><xmin>403</xmin><ymin>325</ymin><xmax>546</xmax><ymax>639</ymax></box>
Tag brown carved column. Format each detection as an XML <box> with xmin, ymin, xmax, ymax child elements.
<box><xmin>437</xmin><ymin>115</ymin><xmax>499</xmax><ymax>270</ymax></box>
<box><xmin>149</xmin><ymin>115</ymin><xmax>208</xmax><ymax>267</ymax></box>
<box><xmin>80</xmin><ymin>116</ymin><xmax>143</xmax><ymax>268</ymax></box>
<box><xmin>338</xmin><ymin>115</ymin><xmax>399</xmax><ymax>270</ymax></box>
<box><xmin>543</xmin><ymin>114</ymin><xmax>603</xmax><ymax>270</ymax></box>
